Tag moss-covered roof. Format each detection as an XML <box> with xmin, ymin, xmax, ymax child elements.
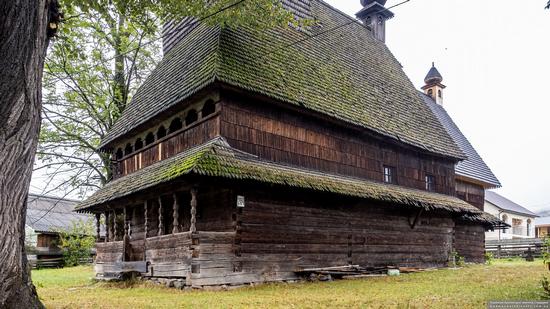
<box><xmin>99</xmin><ymin>0</ymin><xmax>464</xmax><ymax>160</ymax></box>
<box><xmin>79</xmin><ymin>137</ymin><xmax>498</xmax><ymax>226</ymax></box>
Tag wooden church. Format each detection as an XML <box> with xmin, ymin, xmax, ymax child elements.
<box><xmin>77</xmin><ymin>0</ymin><xmax>503</xmax><ymax>286</ymax></box>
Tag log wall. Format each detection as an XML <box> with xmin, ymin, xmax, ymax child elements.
<box><xmin>220</xmin><ymin>96</ymin><xmax>456</xmax><ymax>195</ymax></box>
<box><xmin>455</xmin><ymin>179</ymin><xmax>485</xmax><ymax>210</ymax></box>
<box><xmin>453</xmin><ymin>223</ymin><xmax>485</xmax><ymax>263</ymax></box>
<box><xmin>95</xmin><ymin>241</ymin><xmax>124</xmax><ymax>263</ymax></box>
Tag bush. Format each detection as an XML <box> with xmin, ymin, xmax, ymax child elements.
<box><xmin>448</xmin><ymin>250</ymin><xmax>465</xmax><ymax>268</ymax></box>
<box><xmin>484</xmin><ymin>252</ymin><xmax>494</xmax><ymax>265</ymax></box>
<box><xmin>541</xmin><ymin>237</ymin><xmax>550</xmax><ymax>298</ymax></box>
<box><xmin>56</xmin><ymin>219</ymin><xmax>95</xmax><ymax>267</ymax></box>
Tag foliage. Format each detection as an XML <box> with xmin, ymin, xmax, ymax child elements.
<box><xmin>448</xmin><ymin>250</ymin><xmax>465</xmax><ymax>267</ymax></box>
<box><xmin>37</xmin><ymin>0</ymin><xmax>298</xmax><ymax>198</ymax></box>
<box><xmin>33</xmin><ymin>260</ymin><xmax>547</xmax><ymax>308</ymax></box>
<box><xmin>484</xmin><ymin>252</ymin><xmax>494</xmax><ymax>265</ymax></box>
<box><xmin>541</xmin><ymin>236</ymin><xmax>550</xmax><ymax>298</ymax></box>
<box><xmin>55</xmin><ymin>219</ymin><xmax>96</xmax><ymax>267</ymax></box>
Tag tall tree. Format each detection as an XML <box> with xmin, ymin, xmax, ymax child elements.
<box><xmin>2</xmin><ymin>0</ymin><xmax>295</xmax><ymax>307</ymax></box>
<box><xmin>37</xmin><ymin>0</ymin><xmax>296</xmax><ymax>197</ymax></box>
<box><xmin>0</xmin><ymin>1</ymin><xmax>61</xmax><ymax>307</ymax></box>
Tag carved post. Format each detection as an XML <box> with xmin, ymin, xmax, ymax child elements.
<box><xmin>104</xmin><ymin>212</ymin><xmax>110</xmax><ymax>242</ymax></box>
<box><xmin>95</xmin><ymin>213</ymin><xmax>101</xmax><ymax>241</ymax></box>
<box><xmin>158</xmin><ymin>197</ymin><xmax>164</xmax><ymax>236</ymax></box>
<box><xmin>144</xmin><ymin>200</ymin><xmax>148</xmax><ymax>238</ymax></box>
<box><xmin>124</xmin><ymin>206</ymin><xmax>129</xmax><ymax>238</ymax></box>
<box><xmin>172</xmin><ymin>193</ymin><xmax>179</xmax><ymax>234</ymax></box>
<box><xmin>190</xmin><ymin>188</ymin><xmax>197</xmax><ymax>233</ymax></box>
<box><xmin>112</xmin><ymin>210</ymin><xmax>117</xmax><ymax>241</ymax></box>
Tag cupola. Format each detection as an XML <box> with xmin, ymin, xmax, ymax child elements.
<box><xmin>422</xmin><ymin>62</ymin><xmax>446</xmax><ymax>105</ymax></box>
<box><xmin>356</xmin><ymin>0</ymin><xmax>394</xmax><ymax>42</ymax></box>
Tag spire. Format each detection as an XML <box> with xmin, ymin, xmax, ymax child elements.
<box><xmin>356</xmin><ymin>0</ymin><xmax>394</xmax><ymax>43</ymax></box>
<box><xmin>424</xmin><ymin>62</ymin><xmax>443</xmax><ymax>86</ymax></box>
<box><xmin>421</xmin><ymin>62</ymin><xmax>446</xmax><ymax>105</ymax></box>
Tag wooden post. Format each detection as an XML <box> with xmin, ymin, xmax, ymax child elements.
<box><xmin>172</xmin><ymin>193</ymin><xmax>179</xmax><ymax>234</ymax></box>
<box><xmin>190</xmin><ymin>188</ymin><xmax>197</xmax><ymax>233</ymax></box>
<box><xmin>95</xmin><ymin>213</ymin><xmax>101</xmax><ymax>241</ymax></box>
<box><xmin>124</xmin><ymin>206</ymin><xmax>129</xmax><ymax>238</ymax></box>
<box><xmin>158</xmin><ymin>197</ymin><xmax>164</xmax><ymax>236</ymax></box>
<box><xmin>104</xmin><ymin>212</ymin><xmax>110</xmax><ymax>242</ymax></box>
<box><xmin>144</xmin><ymin>201</ymin><xmax>148</xmax><ymax>238</ymax></box>
<box><xmin>112</xmin><ymin>210</ymin><xmax>117</xmax><ymax>241</ymax></box>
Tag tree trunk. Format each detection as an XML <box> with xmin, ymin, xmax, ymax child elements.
<box><xmin>0</xmin><ymin>1</ymin><xmax>58</xmax><ymax>308</ymax></box>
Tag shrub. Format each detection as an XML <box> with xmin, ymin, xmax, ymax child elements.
<box><xmin>56</xmin><ymin>219</ymin><xmax>95</xmax><ymax>267</ymax></box>
<box><xmin>541</xmin><ymin>237</ymin><xmax>550</xmax><ymax>298</ymax></box>
<box><xmin>484</xmin><ymin>252</ymin><xmax>494</xmax><ymax>265</ymax></box>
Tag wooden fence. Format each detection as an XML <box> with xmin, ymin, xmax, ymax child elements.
<box><xmin>485</xmin><ymin>238</ymin><xmax>545</xmax><ymax>258</ymax></box>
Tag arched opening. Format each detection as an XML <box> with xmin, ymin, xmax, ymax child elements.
<box><xmin>115</xmin><ymin>148</ymin><xmax>123</xmax><ymax>160</ymax></box>
<box><xmin>202</xmin><ymin>100</ymin><xmax>216</xmax><ymax>117</ymax></box>
<box><xmin>124</xmin><ymin>143</ymin><xmax>133</xmax><ymax>156</ymax></box>
<box><xmin>169</xmin><ymin>117</ymin><xmax>182</xmax><ymax>133</ymax></box>
<box><xmin>502</xmin><ymin>214</ymin><xmax>508</xmax><ymax>234</ymax></box>
<box><xmin>145</xmin><ymin>132</ymin><xmax>155</xmax><ymax>146</ymax></box>
<box><xmin>427</xmin><ymin>89</ymin><xmax>433</xmax><ymax>97</ymax></box>
<box><xmin>185</xmin><ymin>109</ymin><xmax>198</xmax><ymax>126</ymax></box>
<box><xmin>527</xmin><ymin>219</ymin><xmax>532</xmax><ymax>236</ymax></box>
<box><xmin>438</xmin><ymin>89</ymin><xmax>442</xmax><ymax>98</ymax></box>
<box><xmin>135</xmin><ymin>138</ymin><xmax>143</xmax><ymax>151</ymax></box>
<box><xmin>157</xmin><ymin>125</ymin><xmax>166</xmax><ymax>139</ymax></box>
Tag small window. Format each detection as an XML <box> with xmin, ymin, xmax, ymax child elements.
<box><xmin>124</xmin><ymin>143</ymin><xmax>133</xmax><ymax>156</ymax></box>
<box><xmin>383</xmin><ymin>166</ymin><xmax>396</xmax><ymax>184</ymax></box>
<box><xmin>135</xmin><ymin>138</ymin><xmax>143</xmax><ymax>151</ymax></box>
<box><xmin>185</xmin><ymin>109</ymin><xmax>198</xmax><ymax>126</ymax></box>
<box><xmin>425</xmin><ymin>174</ymin><xmax>435</xmax><ymax>191</ymax></box>
<box><xmin>145</xmin><ymin>132</ymin><xmax>155</xmax><ymax>146</ymax></box>
<box><xmin>157</xmin><ymin>125</ymin><xmax>166</xmax><ymax>139</ymax></box>
<box><xmin>115</xmin><ymin>148</ymin><xmax>123</xmax><ymax>160</ymax></box>
<box><xmin>427</xmin><ymin>89</ymin><xmax>433</xmax><ymax>97</ymax></box>
<box><xmin>527</xmin><ymin>219</ymin><xmax>531</xmax><ymax>236</ymax></box>
<box><xmin>202</xmin><ymin>100</ymin><xmax>216</xmax><ymax>117</ymax></box>
<box><xmin>169</xmin><ymin>117</ymin><xmax>182</xmax><ymax>133</ymax></box>
<box><xmin>438</xmin><ymin>89</ymin><xmax>442</xmax><ymax>98</ymax></box>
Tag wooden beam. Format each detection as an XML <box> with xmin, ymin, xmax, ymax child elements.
<box><xmin>172</xmin><ymin>193</ymin><xmax>180</xmax><ymax>234</ymax></box>
<box><xmin>112</xmin><ymin>210</ymin><xmax>117</xmax><ymax>241</ymax></box>
<box><xmin>158</xmin><ymin>197</ymin><xmax>164</xmax><ymax>236</ymax></box>
<box><xmin>190</xmin><ymin>187</ymin><xmax>198</xmax><ymax>233</ymax></box>
<box><xmin>95</xmin><ymin>213</ymin><xmax>101</xmax><ymax>241</ymax></box>
<box><xmin>408</xmin><ymin>209</ymin><xmax>423</xmax><ymax>229</ymax></box>
<box><xmin>104</xmin><ymin>212</ymin><xmax>110</xmax><ymax>242</ymax></box>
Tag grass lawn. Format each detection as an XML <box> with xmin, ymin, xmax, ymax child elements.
<box><xmin>33</xmin><ymin>259</ymin><xmax>547</xmax><ymax>308</ymax></box>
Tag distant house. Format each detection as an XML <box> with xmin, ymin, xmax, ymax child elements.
<box><xmin>484</xmin><ymin>191</ymin><xmax>537</xmax><ymax>240</ymax></box>
<box><xmin>25</xmin><ymin>193</ymin><xmax>91</xmax><ymax>267</ymax></box>
<box><xmin>535</xmin><ymin>217</ymin><xmax>550</xmax><ymax>238</ymax></box>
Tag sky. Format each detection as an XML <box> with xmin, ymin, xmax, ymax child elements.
<box><xmin>323</xmin><ymin>0</ymin><xmax>550</xmax><ymax>212</ymax></box>
<box><xmin>31</xmin><ymin>0</ymin><xmax>550</xmax><ymax>213</ymax></box>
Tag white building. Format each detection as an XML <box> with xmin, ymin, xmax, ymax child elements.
<box><xmin>484</xmin><ymin>191</ymin><xmax>537</xmax><ymax>240</ymax></box>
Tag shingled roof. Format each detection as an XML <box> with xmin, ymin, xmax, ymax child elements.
<box><xmin>421</xmin><ymin>93</ymin><xmax>501</xmax><ymax>188</ymax></box>
<box><xmin>100</xmin><ymin>0</ymin><xmax>465</xmax><ymax>161</ymax></box>
<box><xmin>78</xmin><ymin>137</ymin><xmax>499</xmax><ymax>227</ymax></box>
<box><xmin>26</xmin><ymin>194</ymin><xmax>91</xmax><ymax>233</ymax></box>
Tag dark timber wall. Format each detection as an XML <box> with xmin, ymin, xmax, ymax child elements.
<box><xmin>453</xmin><ymin>223</ymin><xmax>485</xmax><ymax>263</ymax></box>
<box><xmin>220</xmin><ymin>96</ymin><xmax>456</xmax><ymax>195</ymax></box>
<box><xmin>455</xmin><ymin>179</ymin><xmax>485</xmax><ymax>210</ymax></box>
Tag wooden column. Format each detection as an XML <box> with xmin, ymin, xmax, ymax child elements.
<box><xmin>172</xmin><ymin>193</ymin><xmax>179</xmax><ymax>234</ymax></box>
<box><xmin>104</xmin><ymin>212</ymin><xmax>110</xmax><ymax>242</ymax></box>
<box><xmin>124</xmin><ymin>206</ymin><xmax>129</xmax><ymax>238</ymax></box>
<box><xmin>190</xmin><ymin>188</ymin><xmax>197</xmax><ymax>233</ymax></box>
<box><xmin>158</xmin><ymin>197</ymin><xmax>164</xmax><ymax>236</ymax></box>
<box><xmin>144</xmin><ymin>201</ymin><xmax>148</xmax><ymax>238</ymax></box>
<box><xmin>95</xmin><ymin>213</ymin><xmax>101</xmax><ymax>241</ymax></box>
<box><xmin>112</xmin><ymin>210</ymin><xmax>117</xmax><ymax>241</ymax></box>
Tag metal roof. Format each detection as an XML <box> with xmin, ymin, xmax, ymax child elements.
<box><xmin>485</xmin><ymin>191</ymin><xmax>538</xmax><ymax>217</ymax></box>
<box><xmin>421</xmin><ymin>93</ymin><xmax>501</xmax><ymax>188</ymax></box>
<box><xmin>26</xmin><ymin>194</ymin><xmax>92</xmax><ymax>233</ymax></box>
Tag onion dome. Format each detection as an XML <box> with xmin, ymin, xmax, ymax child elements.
<box><xmin>360</xmin><ymin>0</ymin><xmax>387</xmax><ymax>6</ymax></box>
<box><xmin>424</xmin><ymin>62</ymin><xmax>443</xmax><ymax>85</ymax></box>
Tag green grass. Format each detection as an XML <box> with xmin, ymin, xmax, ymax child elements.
<box><xmin>34</xmin><ymin>260</ymin><xmax>547</xmax><ymax>308</ymax></box>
